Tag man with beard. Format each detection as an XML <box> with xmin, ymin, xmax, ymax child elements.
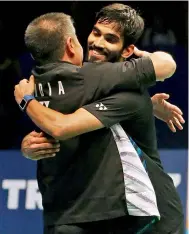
<box><xmin>16</xmin><ymin>4</ymin><xmax>184</xmax><ymax>234</ymax></box>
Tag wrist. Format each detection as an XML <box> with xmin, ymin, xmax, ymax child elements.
<box><xmin>18</xmin><ymin>95</ymin><xmax>35</xmax><ymax>112</ymax></box>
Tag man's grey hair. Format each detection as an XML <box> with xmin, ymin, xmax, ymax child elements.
<box><xmin>25</xmin><ymin>12</ymin><xmax>76</xmax><ymax>64</ymax></box>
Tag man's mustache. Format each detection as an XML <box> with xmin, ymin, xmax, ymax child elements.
<box><xmin>88</xmin><ymin>45</ymin><xmax>108</xmax><ymax>56</ymax></box>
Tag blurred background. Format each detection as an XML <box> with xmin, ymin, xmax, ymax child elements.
<box><xmin>0</xmin><ymin>1</ymin><xmax>188</xmax><ymax>234</ymax></box>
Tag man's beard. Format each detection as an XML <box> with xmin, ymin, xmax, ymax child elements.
<box><xmin>86</xmin><ymin>45</ymin><xmax>123</xmax><ymax>63</ymax></box>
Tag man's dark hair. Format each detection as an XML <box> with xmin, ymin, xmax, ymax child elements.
<box><xmin>25</xmin><ymin>12</ymin><xmax>76</xmax><ymax>65</ymax></box>
<box><xmin>95</xmin><ymin>3</ymin><xmax>144</xmax><ymax>48</ymax></box>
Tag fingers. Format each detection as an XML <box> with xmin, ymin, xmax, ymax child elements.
<box><xmin>28</xmin><ymin>143</ymin><xmax>60</xmax><ymax>152</ymax></box>
<box><xmin>167</xmin><ymin>111</ymin><xmax>185</xmax><ymax>131</ymax></box>
<box><xmin>29</xmin><ymin>131</ymin><xmax>43</xmax><ymax>137</ymax></box>
<box><xmin>167</xmin><ymin>113</ymin><xmax>185</xmax><ymax>132</ymax></box>
<box><xmin>30</xmin><ymin>148</ymin><xmax>60</xmax><ymax>156</ymax></box>
<box><xmin>23</xmin><ymin>146</ymin><xmax>60</xmax><ymax>160</ymax></box>
<box><xmin>170</xmin><ymin>106</ymin><xmax>183</xmax><ymax>115</ymax></box>
<box><xmin>30</xmin><ymin>143</ymin><xmax>60</xmax><ymax>151</ymax></box>
<box><xmin>172</xmin><ymin>111</ymin><xmax>185</xmax><ymax>124</ymax></box>
<box><xmin>172</xmin><ymin>117</ymin><xmax>183</xmax><ymax>130</ymax></box>
<box><xmin>22</xmin><ymin>133</ymin><xmax>60</xmax><ymax>160</ymax></box>
<box><xmin>14</xmin><ymin>84</ymin><xmax>19</xmax><ymax>90</ymax></box>
<box><xmin>29</xmin><ymin>136</ymin><xmax>58</xmax><ymax>145</ymax></box>
<box><xmin>22</xmin><ymin>146</ymin><xmax>58</xmax><ymax>157</ymax></box>
<box><xmin>19</xmin><ymin>79</ymin><xmax>28</xmax><ymax>84</ymax></box>
<box><xmin>33</xmin><ymin>155</ymin><xmax>55</xmax><ymax>160</ymax></box>
<box><xmin>26</xmin><ymin>153</ymin><xmax>56</xmax><ymax>161</ymax></box>
<box><xmin>167</xmin><ymin>120</ymin><xmax>176</xmax><ymax>133</ymax></box>
<box><xmin>14</xmin><ymin>85</ymin><xmax>20</xmax><ymax>94</ymax></box>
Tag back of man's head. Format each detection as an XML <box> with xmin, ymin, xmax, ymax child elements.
<box><xmin>25</xmin><ymin>12</ymin><xmax>76</xmax><ymax>65</ymax></box>
<box><xmin>95</xmin><ymin>3</ymin><xmax>144</xmax><ymax>48</ymax></box>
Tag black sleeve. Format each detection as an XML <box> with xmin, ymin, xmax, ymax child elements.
<box><xmin>82</xmin><ymin>57</ymin><xmax>155</xmax><ymax>99</ymax></box>
<box><xmin>82</xmin><ymin>91</ymin><xmax>145</xmax><ymax>128</ymax></box>
<box><xmin>99</xmin><ymin>57</ymin><xmax>156</xmax><ymax>94</ymax></box>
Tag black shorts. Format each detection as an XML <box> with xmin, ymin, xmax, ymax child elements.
<box><xmin>44</xmin><ymin>216</ymin><xmax>156</xmax><ymax>234</ymax></box>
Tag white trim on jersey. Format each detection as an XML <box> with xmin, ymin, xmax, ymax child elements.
<box><xmin>110</xmin><ymin>124</ymin><xmax>160</xmax><ymax>218</ymax></box>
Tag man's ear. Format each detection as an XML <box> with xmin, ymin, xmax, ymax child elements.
<box><xmin>65</xmin><ymin>36</ymin><xmax>75</xmax><ymax>56</ymax></box>
<box><xmin>121</xmin><ymin>44</ymin><xmax>134</xmax><ymax>59</ymax></box>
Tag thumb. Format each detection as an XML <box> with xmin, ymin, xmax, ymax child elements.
<box><xmin>152</xmin><ymin>93</ymin><xmax>170</xmax><ymax>105</ymax></box>
<box><xmin>29</xmin><ymin>75</ymin><xmax>35</xmax><ymax>83</ymax></box>
<box><xmin>156</xmin><ymin>93</ymin><xmax>170</xmax><ymax>100</ymax></box>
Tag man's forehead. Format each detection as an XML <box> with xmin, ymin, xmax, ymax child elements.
<box><xmin>94</xmin><ymin>21</ymin><xmax>122</xmax><ymax>38</ymax></box>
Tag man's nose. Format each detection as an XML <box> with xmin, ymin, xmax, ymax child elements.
<box><xmin>94</xmin><ymin>37</ymin><xmax>105</xmax><ymax>49</ymax></box>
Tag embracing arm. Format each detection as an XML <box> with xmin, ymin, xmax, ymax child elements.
<box><xmin>86</xmin><ymin>47</ymin><xmax>177</xmax><ymax>100</ymax></box>
<box><xmin>14</xmin><ymin>78</ymin><xmax>103</xmax><ymax>141</ymax></box>
<box><xmin>25</xmin><ymin>99</ymin><xmax>104</xmax><ymax>140</ymax></box>
<box><xmin>20</xmin><ymin>90</ymin><xmax>141</xmax><ymax>141</ymax></box>
<box><xmin>134</xmin><ymin>47</ymin><xmax>176</xmax><ymax>81</ymax></box>
<box><xmin>14</xmin><ymin>78</ymin><xmax>139</xmax><ymax>141</ymax></box>
<box><xmin>133</xmin><ymin>48</ymin><xmax>183</xmax><ymax>132</ymax></box>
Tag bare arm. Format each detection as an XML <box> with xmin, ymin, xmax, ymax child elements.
<box><xmin>25</xmin><ymin>99</ymin><xmax>104</xmax><ymax>140</ymax></box>
<box><xmin>14</xmin><ymin>78</ymin><xmax>103</xmax><ymax>141</ymax></box>
<box><xmin>14</xmin><ymin>78</ymin><xmax>103</xmax><ymax>140</ymax></box>
<box><xmin>134</xmin><ymin>47</ymin><xmax>176</xmax><ymax>81</ymax></box>
<box><xmin>14</xmin><ymin>78</ymin><xmax>140</xmax><ymax>142</ymax></box>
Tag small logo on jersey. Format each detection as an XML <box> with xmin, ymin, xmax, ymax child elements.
<box><xmin>96</xmin><ymin>103</ymin><xmax>107</xmax><ymax>110</ymax></box>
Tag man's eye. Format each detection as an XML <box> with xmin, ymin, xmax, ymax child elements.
<box><xmin>93</xmin><ymin>30</ymin><xmax>100</xmax><ymax>36</ymax></box>
<box><xmin>106</xmin><ymin>37</ymin><xmax>117</xmax><ymax>43</ymax></box>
